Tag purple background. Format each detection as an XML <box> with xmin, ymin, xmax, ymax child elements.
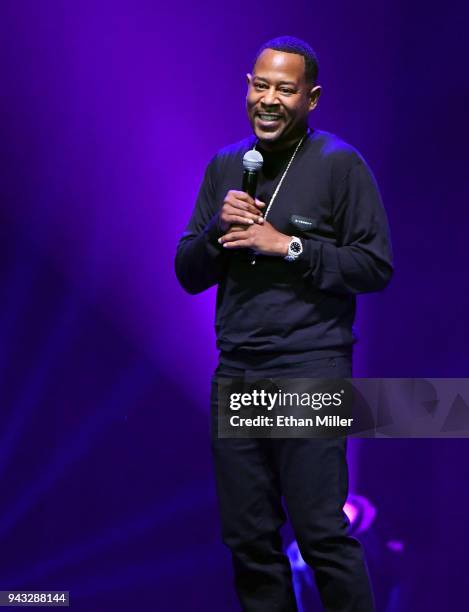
<box><xmin>1</xmin><ymin>1</ymin><xmax>468</xmax><ymax>610</ymax></box>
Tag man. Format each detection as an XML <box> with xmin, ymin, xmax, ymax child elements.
<box><xmin>175</xmin><ymin>36</ymin><xmax>392</xmax><ymax>612</ymax></box>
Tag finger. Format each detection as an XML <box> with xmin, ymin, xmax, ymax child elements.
<box><xmin>225</xmin><ymin>192</ymin><xmax>260</xmax><ymax>212</ymax></box>
<box><xmin>226</xmin><ymin>206</ymin><xmax>262</xmax><ymax>222</ymax></box>
<box><xmin>225</xmin><ymin>214</ymin><xmax>255</xmax><ymax>226</ymax></box>
<box><xmin>255</xmin><ymin>198</ymin><xmax>266</xmax><ymax>208</ymax></box>
<box><xmin>229</xmin><ymin>190</ymin><xmax>255</xmax><ymax>205</ymax></box>
<box><xmin>229</xmin><ymin>200</ymin><xmax>262</xmax><ymax>216</ymax></box>
<box><xmin>218</xmin><ymin>230</ymin><xmax>249</xmax><ymax>244</ymax></box>
<box><xmin>226</xmin><ymin>190</ymin><xmax>256</xmax><ymax>212</ymax></box>
<box><xmin>221</xmin><ymin>239</ymin><xmax>250</xmax><ymax>249</ymax></box>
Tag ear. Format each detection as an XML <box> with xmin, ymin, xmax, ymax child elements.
<box><xmin>246</xmin><ymin>73</ymin><xmax>252</xmax><ymax>86</ymax></box>
<box><xmin>308</xmin><ymin>85</ymin><xmax>322</xmax><ymax>111</ymax></box>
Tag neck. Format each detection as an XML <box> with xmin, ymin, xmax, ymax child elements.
<box><xmin>258</xmin><ymin>126</ymin><xmax>309</xmax><ymax>153</ymax></box>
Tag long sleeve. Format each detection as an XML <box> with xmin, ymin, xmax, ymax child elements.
<box><xmin>296</xmin><ymin>157</ymin><xmax>393</xmax><ymax>294</ymax></box>
<box><xmin>175</xmin><ymin>156</ymin><xmax>228</xmax><ymax>294</ymax></box>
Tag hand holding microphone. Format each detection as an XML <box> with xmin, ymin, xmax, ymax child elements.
<box><xmin>217</xmin><ymin>150</ymin><xmax>265</xmax><ymax>233</ymax></box>
<box><xmin>218</xmin><ymin>191</ymin><xmax>265</xmax><ymax>233</ymax></box>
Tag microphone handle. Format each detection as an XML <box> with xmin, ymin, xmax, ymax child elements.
<box><xmin>242</xmin><ymin>170</ymin><xmax>258</xmax><ymax>199</ymax></box>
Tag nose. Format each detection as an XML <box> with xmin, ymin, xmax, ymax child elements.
<box><xmin>261</xmin><ymin>86</ymin><xmax>280</xmax><ymax>107</ymax></box>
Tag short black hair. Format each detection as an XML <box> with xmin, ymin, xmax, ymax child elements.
<box><xmin>254</xmin><ymin>36</ymin><xmax>319</xmax><ymax>85</ymax></box>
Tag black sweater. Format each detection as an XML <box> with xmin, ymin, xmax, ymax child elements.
<box><xmin>175</xmin><ymin>129</ymin><xmax>393</xmax><ymax>361</ymax></box>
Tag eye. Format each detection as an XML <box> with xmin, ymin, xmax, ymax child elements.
<box><xmin>280</xmin><ymin>88</ymin><xmax>294</xmax><ymax>95</ymax></box>
<box><xmin>254</xmin><ymin>82</ymin><xmax>268</xmax><ymax>90</ymax></box>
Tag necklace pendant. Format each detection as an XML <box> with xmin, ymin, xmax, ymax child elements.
<box><xmin>251</xmin><ymin>257</ymin><xmax>256</xmax><ymax>265</ymax></box>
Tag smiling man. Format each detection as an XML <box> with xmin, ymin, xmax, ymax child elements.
<box><xmin>176</xmin><ymin>36</ymin><xmax>393</xmax><ymax>611</ymax></box>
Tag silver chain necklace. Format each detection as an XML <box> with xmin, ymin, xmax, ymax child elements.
<box><xmin>250</xmin><ymin>128</ymin><xmax>309</xmax><ymax>265</ymax></box>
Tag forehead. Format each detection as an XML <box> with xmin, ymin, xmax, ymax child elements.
<box><xmin>253</xmin><ymin>49</ymin><xmax>306</xmax><ymax>82</ymax></box>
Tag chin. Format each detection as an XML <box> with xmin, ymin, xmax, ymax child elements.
<box><xmin>254</xmin><ymin>128</ymin><xmax>283</xmax><ymax>143</ymax></box>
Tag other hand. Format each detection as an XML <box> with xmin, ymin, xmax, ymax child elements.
<box><xmin>218</xmin><ymin>220</ymin><xmax>290</xmax><ymax>257</ymax></box>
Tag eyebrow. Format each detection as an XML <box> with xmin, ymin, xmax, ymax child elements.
<box><xmin>253</xmin><ymin>77</ymin><xmax>298</xmax><ymax>86</ymax></box>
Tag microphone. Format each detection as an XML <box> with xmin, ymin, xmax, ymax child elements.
<box><xmin>242</xmin><ymin>150</ymin><xmax>263</xmax><ymax>198</ymax></box>
<box><xmin>242</xmin><ymin>150</ymin><xmax>264</xmax><ymax>266</ymax></box>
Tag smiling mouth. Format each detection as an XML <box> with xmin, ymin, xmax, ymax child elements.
<box><xmin>256</xmin><ymin>113</ymin><xmax>282</xmax><ymax>122</ymax></box>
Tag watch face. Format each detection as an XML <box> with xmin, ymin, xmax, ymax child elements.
<box><xmin>285</xmin><ymin>238</ymin><xmax>302</xmax><ymax>261</ymax></box>
<box><xmin>291</xmin><ymin>242</ymin><xmax>302</xmax><ymax>253</ymax></box>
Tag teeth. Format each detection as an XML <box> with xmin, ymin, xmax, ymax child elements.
<box><xmin>259</xmin><ymin>114</ymin><xmax>280</xmax><ymax>121</ymax></box>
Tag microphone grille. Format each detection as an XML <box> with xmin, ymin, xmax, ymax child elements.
<box><xmin>243</xmin><ymin>149</ymin><xmax>263</xmax><ymax>171</ymax></box>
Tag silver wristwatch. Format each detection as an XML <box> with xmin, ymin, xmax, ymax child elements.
<box><xmin>284</xmin><ymin>236</ymin><xmax>303</xmax><ymax>262</ymax></box>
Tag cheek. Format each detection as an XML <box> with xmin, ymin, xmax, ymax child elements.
<box><xmin>246</xmin><ymin>95</ymin><xmax>257</xmax><ymax>110</ymax></box>
<box><xmin>283</xmin><ymin>100</ymin><xmax>298</xmax><ymax>111</ymax></box>
<box><xmin>287</xmin><ymin>102</ymin><xmax>308</xmax><ymax>119</ymax></box>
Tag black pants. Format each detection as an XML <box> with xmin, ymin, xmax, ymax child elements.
<box><xmin>210</xmin><ymin>356</ymin><xmax>375</xmax><ymax>612</ymax></box>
